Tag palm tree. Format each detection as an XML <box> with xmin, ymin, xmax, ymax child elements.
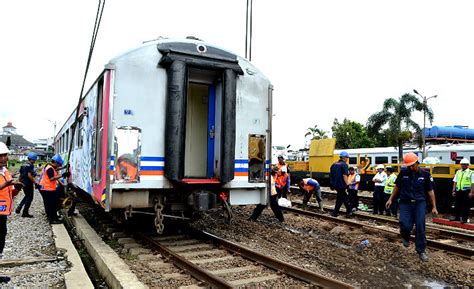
<box><xmin>305</xmin><ymin>125</ymin><xmax>328</xmax><ymax>140</ymax></box>
<box><xmin>366</xmin><ymin>93</ymin><xmax>434</xmax><ymax>161</ymax></box>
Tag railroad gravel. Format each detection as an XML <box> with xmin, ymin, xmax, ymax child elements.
<box><xmin>0</xmin><ymin>191</ymin><xmax>67</xmax><ymax>287</ymax></box>
<box><xmin>191</xmin><ymin>206</ymin><xmax>474</xmax><ymax>288</ymax></box>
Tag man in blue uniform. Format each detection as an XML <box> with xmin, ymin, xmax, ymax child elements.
<box><xmin>16</xmin><ymin>152</ymin><xmax>39</xmax><ymax>217</ymax></box>
<box><xmin>385</xmin><ymin>152</ymin><xmax>438</xmax><ymax>262</ymax></box>
<box><xmin>330</xmin><ymin>151</ymin><xmax>351</xmax><ymax>217</ymax></box>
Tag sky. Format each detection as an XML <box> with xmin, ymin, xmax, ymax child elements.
<box><xmin>1</xmin><ymin>0</ymin><xmax>473</xmax><ymax>150</ymax></box>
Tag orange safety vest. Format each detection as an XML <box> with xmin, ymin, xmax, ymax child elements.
<box><xmin>348</xmin><ymin>173</ymin><xmax>359</xmax><ymax>190</ymax></box>
<box><xmin>40</xmin><ymin>164</ymin><xmax>58</xmax><ymax>191</ymax></box>
<box><xmin>276</xmin><ymin>163</ymin><xmax>289</xmax><ymax>187</ymax></box>
<box><xmin>302</xmin><ymin>178</ymin><xmax>316</xmax><ymax>192</ymax></box>
<box><xmin>0</xmin><ymin>168</ymin><xmax>13</xmax><ymax>215</ymax></box>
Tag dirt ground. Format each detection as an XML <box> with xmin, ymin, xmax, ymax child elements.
<box><xmin>191</xmin><ymin>206</ymin><xmax>474</xmax><ymax>288</ymax></box>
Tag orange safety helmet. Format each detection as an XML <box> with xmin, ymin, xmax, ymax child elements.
<box><xmin>403</xmin><ymin>152</ymin><xmax>419</xmax><ymax>166</ymax></box>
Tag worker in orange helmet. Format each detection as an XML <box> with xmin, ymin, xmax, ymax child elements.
<box><xmin>386</xmin><ymin>152</ymin><xmax>438</xmax><ymax>262</ymax></box>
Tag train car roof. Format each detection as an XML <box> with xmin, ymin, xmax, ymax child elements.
<box><xmin>107</xmin><ymin>37</ymin><xmax>267</xmax><ymax>79</ymax></box>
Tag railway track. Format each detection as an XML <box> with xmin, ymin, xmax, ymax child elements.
<box><xmin>135</xmin><ymin>228</ymin><xmax>353</xmax><ymax>288</ymax></box>
<box><xmin>280</xmin><ymin>204</ymin><xmax>474</xmax><ymax>259</ymax></box>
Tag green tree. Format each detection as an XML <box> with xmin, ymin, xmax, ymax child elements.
<box><xmin>331</xmin><ymin>118</ymin><xmax>375</xmax><ymax>149</ymax></box>
<box><xmin>366</xmin><ymin>93</ymin><xmax>434</xmax><ymax>160</ymax></box>
<box><xmin>305</xmin><ymin>125</ymin><xmax>328</xmax><ymax>140</ymax></box>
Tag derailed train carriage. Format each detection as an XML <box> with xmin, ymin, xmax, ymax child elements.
<box><xmin>54</xmin><ymin>38</ymin><xmax>272</xmax><ymax>232</ymax></box>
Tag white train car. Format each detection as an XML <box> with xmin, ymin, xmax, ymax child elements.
<box><xmin>54</xmin><ymin>38</ymin><xmax>272</xmax><ymax>230</ymax></box>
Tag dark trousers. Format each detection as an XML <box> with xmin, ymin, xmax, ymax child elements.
<box><xmin>0</xmin><ymin>215</ymin><xmax>6</xmax><ymax>254</ymax></box>
<box><xmin>17</xmin><ymin>186</ymin><xmax>34</xmax><ymax>214</ymax></box>
<box><xmin>454</xmin><ymin>190</ymin><xmax>470</xmax><ymax>221</ymax></box>
<box><xmin>333</xmin><ymin>188</ymin><xmax>350</xmax><ymax>216</ymax></box>
<box><xmin>40</xmin><ymin>189</ymin><xmax>60</xmax><ymax>223</ymax></box>
<box><xmin>347</xmin><ymin>189</ymin><xmax>358</xmax><ymax>211</ymax></box>
<box><xmin>373</xmin><ymin>186</ymin><xmax>385</xmax><ymax>214</ymax></box>
<box><xmin>399</xmin><ymin>200</ymin><xmax>426</xmax><ymax>253</ymax></box>
<box><xmin>250</xmin><ymin>195</ymin><xmax>284</xmax><ymax>222</ymax></box>
<box><xmin>276</xmin><ymin>187</ymin><xmax>287</xmax><ymax>199</ymax></box>
<box><xmin>383</xmin><ymin>194</ymin><xmax>398</xmax><ymax>216</ymax></box>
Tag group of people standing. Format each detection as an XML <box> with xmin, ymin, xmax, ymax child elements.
<box><xmin>0</xmin><ymin>142</ymin><xmax>73</xmax><ymax>268</ymax></box>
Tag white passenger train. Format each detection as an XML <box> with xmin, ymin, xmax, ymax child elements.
<box><xmin>335</xmin><ymin>143</ymin><xmax>474</xmax><ymax>166</ymax></box>
<box><xmin>54</xmin><ymin>38</ymin><xmax>272</xmax><ymax>231</ymax></box>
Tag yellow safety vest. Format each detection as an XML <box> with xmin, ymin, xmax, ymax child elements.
<box><xmin>455</xmin><ymin>168</ymin><xmax>473</xmax><ymax>191</ymax></box>
<box><xmin>384</xmin><ymin>174</ymin><xmax>397</xmax><ymax>194</ymax></box>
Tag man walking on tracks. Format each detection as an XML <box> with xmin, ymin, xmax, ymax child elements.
<box><xmin>385</xmin><ymin>152</ymin><xmax>438</xmax><ymax>262</ymax></box>
<box><xmin>16</xmin><ymin>152</ymin><xmax>39</xmax><ymax>217</ymax></box>
<box><xmin>451</xmin><ymin>158</ymin><xmax>473</xmax><ymax>223</ymax></box>
<box><xmin>330</xmin><ymin>151</ymin><xmax>351</xmax><ymax>217</ymax></box>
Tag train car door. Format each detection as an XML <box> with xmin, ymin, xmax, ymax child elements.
<box><xmin>184</xmin><ymin>69</ymin><xmax>220</xmax><ymax>179</ymax></box>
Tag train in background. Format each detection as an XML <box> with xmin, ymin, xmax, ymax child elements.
<box><xmin>287</xmin><ymin>139</ymin><xmax>474</xmax><ymax>212</ymax></box>
<box><xmin>54</xmin><ymin>38</ymin><xmax>273</xmax><ymax>232</ymax></box>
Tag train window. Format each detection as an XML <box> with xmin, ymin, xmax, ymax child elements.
<box><xmin>248</xmin><ymin>134</ymin><xmax>266</xmax><ymax>183</ymax></box>
<box><xmin>391</xmin><ymin>156</ymin><xmax>398</xmax><ymax>164</ymax></box>
<box><xmin>78</xmin><ymin>120</ymin><xmax>83</xmax><ymax>148</ymax></box>
<box><xmin>349</xmin><ymin>157</ymin><xmax>357</xmax><ymax>165</ymax></box>
<box><xmin>114</xmin><ymin>127</ymin><xmax>141</xmax><ymax>183</ymax></box>
<box><xmin>65</xmin><ymin>129</ymin><xmax>69</xmax><ymax>152</ymax></box>
<box><xmin>471</xmin><ymin>156</ymin><xmax>474</xmax><ymax>164</ymax></box>
<box><xmin>375</xmin><ymin>156</ymin><xmax>388</xmax><ymax>164</ymax></box>
<box><xmin>94</xmin><ymin>79</ymin><xmax>104</xmax><ymax>181</ymax></box>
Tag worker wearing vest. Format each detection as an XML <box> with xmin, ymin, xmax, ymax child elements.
<box><xmin>383</xmin><ymin>167</ymin><xmax>398</xmax><ymax>217</ymax></box>
<box><xmin>249</xmin><ymin>167</ymin><xmax>284</xmax><ymax>222</ymax></box>
<box><xmin>347</xmin><ymin>167</ymin><xmax>360</xmax><ymax>213</ymax></box>
<box><xmin>0</xmin><ymin>142</ymin><xmax>23</xmax><ymax>264</ymax></box>
<box><xmin>451</xmin><ymin>158</ymin><xmax>474</xmax><ymax>223</ymax></box>
<box><xmin>297</xmin><ymin>177</ymin><xmax>323</xmax><ymax>211</ymax></box>
<box><xmin>276</xmin><ymin>157</ymin><xmax>290</xmax><ymax>199</ymax></box>
<box><xmin>39</xmin><ymin>154</ymin><xmax>69</xmax><ymax>224</ymax></box>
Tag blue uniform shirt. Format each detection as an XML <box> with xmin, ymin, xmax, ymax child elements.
<box><xmin>19</xmin><ymin>163</ymin><xmax>36</xmax><ymax>188</ymax></box>
<box><xmin>306</xmin><ymin>178</ymin><xmax>321</xmax><ymax>191</ymax></box>
<box><xmin>330</xmin><ymin>160</ymin><xmax>349</xmax><ymax>189</ymax></box>
<box><xmin>395</xmin><ymin>168</ymin><xmax>433</xmax><ymax>201</ymax></box>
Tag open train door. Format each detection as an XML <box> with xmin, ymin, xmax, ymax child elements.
<box><xmin>158</xmin><ymin>42</ymin><xmax>243</xmax><ymax>183</ymax></box>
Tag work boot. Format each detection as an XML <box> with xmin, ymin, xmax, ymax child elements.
<box><xmin>318</xmin><ymin>202</ymin><xmax>324</xmax><ymax>212</ymax></box>
<box><xmin>15</xmin><ymin>207</ymin><xmax>21</xmax><ymax>214</ymax></box>
<box><xmin>21</xmin><ymin>213</ymin><xmax>33</xmax><ymax>218</ymax></box>
<box><xmin>402</xmin><ymin>238</ymin><xmax>410</xmax><ymax>248</ymax></box>
<box><xmin>301</xmin><ymin>202</ymin><xmax>308</xmax><ymax>210</ymax></box>
<box><xmin>0</xmin><ymin>276</ymin><xmax>10</xmax><ymax>283</ymax></box>
<box><xmin>418</xmin><ymin>252</ymin><xmax>429</xmax><ymax>262</ymax></box>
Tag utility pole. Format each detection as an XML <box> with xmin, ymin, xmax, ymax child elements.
<box><xmin>245</xmin><ymin>0</ymin><xmax>253</xmax><ymax>61</ymax></box>
<box><xmin>413</xmin><ymin>89</ymin><xmax>437</xmax><ymax>161</ymax></box>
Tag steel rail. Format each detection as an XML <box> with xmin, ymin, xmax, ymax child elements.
<box><xmin>136</xmin><ymin>232</ymin><xmax>233</xmax><ymax>289</ymax></box>
<box><xmin>188</xmin><ymin>228</ymin><xmax>354</xmax><ymax>289</ymax></box>
<box><xmin>292</xmin><ymin>199</ymin><xmax>474</xmax><ymax>242</ymax></box>
<box><xmin>281</xmin><ymin>206</ymin><xmax>474</xmax><ymax>259</ymax></box>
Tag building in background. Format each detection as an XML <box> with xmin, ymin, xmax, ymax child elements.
<box><xmin>0</xmin><ymin>122</ymin><xmax>34</xmax><ymax>161</ymax></box>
